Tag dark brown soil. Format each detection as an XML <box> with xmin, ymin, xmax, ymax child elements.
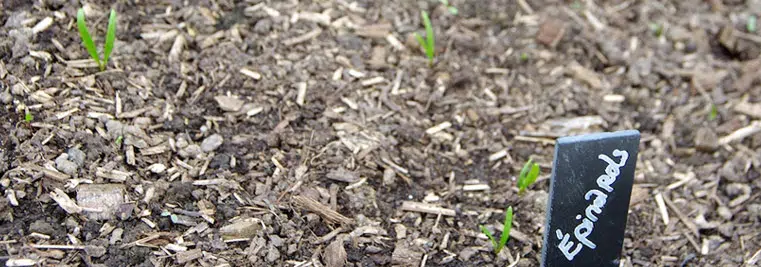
<box><xmin>1</xmin><ymin>0</ymin><xmax>760</xmax><ymax>266</ymax></box>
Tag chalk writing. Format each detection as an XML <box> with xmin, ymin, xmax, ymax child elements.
<box><xmin>556</xmin><ymin>149</ymin><xmax>629</xmax><ymax>261</ymax></box>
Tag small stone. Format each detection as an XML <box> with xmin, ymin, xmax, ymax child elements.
<box><xmin>458</xmin><ymin>247</ymin><xmax>479</xmax><ymax>261</ymax></box>
<box><xmin>694</xmin><ymin>127</ymin><xmax>719</xmax><ymax>152</ymax></box>
<box><xmin>536</xmin><ymin>19</ymin><xmax>567</xmax><ymax>48</ymax></box>
<box><xmin>214</xmin><ymin>95</ymin><xmax>245</xmax><ymax>112</ymax></box>
<box><xmin>109</xmin><ymin>228</ymin><xmax>123</xmax><ymax>245</ymax></box>
<box><xmin>395</xmin><ymin>224</ymin><xmax>407</xmax><ymax>239</ymax></box>
<box><xmin>179</xmin><ymin>144</ymin><xmax>202</xmax><ymax>158</ymax></box>
<box><xmin>29</xmin><ymin>220</ymin><xmax>55</xmax><ymax>235</ymax></box>
<box><xmin>11</xmin><ymin>83</ymin><xmax>25</xmax><ymax>95</ymax></box>
<box><xmin>67</xmin><ymin>147</ymin><xmax>86</xmax><ymax>167</ymax></box>
<box><xmin>220</xmin><ymin>218</ymin><xmax>262</xmax><ymax>240</ymax></box>
<box><xmin>253</xmin><ymin>19</ymin><xmax>272</xmax><ymax>34</ymax></box>
<box><xmin>147</xmin><ymin>163</ymin><xmax>166</xmax><ymax>174</ymax></box>
<box><xmin>0</xmin><ymin>91</ymin><xmax>11</xmax><ymax>104</ymax></box>
<box><xmin>76</xmin><ymin>184</ymin><xmax>126</xmax><ymax>220</ymax></box>
<box><xmin>55</xmin><ymin>154</ymin><xmax>78</xmax><ymax>175</ymax></box>
<box><xmin>717</xmin><ymin>206</ymin><xmax>733</xmax><ymax>220</ymax></box>
<box><xmin>201</xmin><ymin>134</ymin><xmax>224</xmax><ymax>152</ymax></box>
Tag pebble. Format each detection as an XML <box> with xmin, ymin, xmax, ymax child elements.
<box><xmin>55</xmin><ymin>153</ymin><xmax>78</xmax><ymax>175</ymax></box>
<box><xmin>694</xmin><ymin>127</ymin><xmax>719</xmax><ymax>152</ymax></box>
<box><xmin>201</xmin><ymin>134</ymin><xmax>224</xmax><ymax>152</ymax></box>
<box><xmin>67</xmin><ymin>147</ymin><xmax>86</xmax><ymax>167</ymax></box>
<box><xmin>717</xmin><ymin>206</ymin><xmax>733</xmax><ymax>220</ymax></box>
<box><xmin>0</xmin><ymin>91</ymin><xmax>11</xmax><ymax>104</ymax></box>
<box><xmin>11</xmin><ymin>83</ymin><xmax>25</xmax><ymax>95</ymax></box>
<box><xmin>214</xmin><ymin>95</ymin><xmax>245</xmax><ymax>112</ymax></box>
<box><xmin>76</xmin><ymin>184</ymin><xmax>126</xmax><ymax>220</ymax></box>
<box><xmin>220</xmin><ymin>218</ymin><xmax>262</xmax><ymax>239</ymax></box>
<box><xmin>147</xmin><ymin>163</ymin><xmax>166</xmax><ymax>174</ymax></box>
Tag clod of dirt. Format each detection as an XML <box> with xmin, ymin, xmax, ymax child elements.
<box><xmin>76</xmin><ymin>184</ymin><xmax>126</xmax><ymax>220</ymax></box>
<box><xmin>201</xmin><ymin>134</ymin><xmax>224</xmax><ymax>152</ymax></box>
<box><xmin>67</xmin><ymin>147</ymin><xmax>86</xmax><ymax>167</ymax></box>
<box><xmin>209</xmin><ymin>154</ymin><xmax>230</xmax><ymax>169</ymax></box>
<box><xmin>694</xmin><ymin>127</ymin><xmax>719</xmax><ymax>152</ymax></box>
<box><xmin>179</xmin><ymin>144</ymin><xmax>202</xmax><ymax>158</ymax></box>
<box><xmin>29</xmin><ymin>220</ymin><xmax>55</xmax><ymax>235</ymax></box>
<box><xmin>263</xmin><ymin>244</ymin><xmax>280</xmax><ymax>262</ymax></box>
<box><xmin>8</xmin><ymin>28</ymin><xmax>31</xmax><ymax>59</ymax></box>
<box><xmin>220</xmin><ymin>218</ymin><xmax>262</xmax><ymax>240</ymax></box>
<box><xmin>323</xmin><ymin>238</ymin><xmax>347</xmax><ymax>267</ymax></box>
<box><xmin>85</xmin><ymin>245</ymin><xmax>107</xmax><ymax>258</ymax></box>
<box><xmin>54</xmin><ymin>153</ymin><xmax>78</xmax><ymax>176</ymax></box>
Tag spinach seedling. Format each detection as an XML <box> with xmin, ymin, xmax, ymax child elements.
<box><xmin>479</xmin><ymin>206</ymin><xmax>513</xmax><ymax>254</ymax></box>
<box><xmin>709</xmin><ymin>104</ymin><xmax>718</xmax><ymax>121</ymax></box>
<box><xmin>77</xmin><ymin>8</ymin><xmax>117</xmax><ymax>71</ymax></box>
<box><xmin>414</xmin><ymin>11</ymin><xmax>435</xmax><ymax>67</ymax></box>
<box><xmin>439</xmin><ymin>0</ymin><xmax>458</xmax><ymax>15</ymax></box>
<box><xmin>114</xmin><ymin>135</ymin><xmax>123</xmax><ymax>147</ymax></box>
<box><xmin>24</xmin><ymin>111</ymin><xmax>33</xmax><ymax>123</ymax></box>
<box><xmin>749</xmin><ymin>15</ymin><xmax>757</xmax><ymax>33</ymax></box>
<box><xmin>517</xmin><ymin>158</ymin><xmax>540</xmax><ymax>194</ymax></box>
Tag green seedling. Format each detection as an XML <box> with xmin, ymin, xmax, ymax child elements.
<box><xmin>439</xmin><ymin>0</ymin><xmax>458</xmax><ymax>15</ymax></box>
<box><xmin>709</xmin><ymin>104</ymin><xmax>718</xmax><ymax>121</ymax></box>
<box><xmin>649</xmin><ymin>23</ymin><xmax>663</xmax><ymax>37</ymax></box>
<box><xmin>479</xmin><ymin>206</ymin><xmax>513</xmax><ymax>254</ymax></box>
<box><xmin>517</xmin><ymin>158</ymin><xmax>540</xmax><ymax>194</ymax></box>
<box><xmin>77</xmin><ymin>8</ymin><xmax>117</xmax><ymax>71</ymax></box>
<box><xmin>414</xmin><ymin>11</ymin><xmax>435</xmax><ymax>67</ymax></box>
<box><xmin>115</xmin><ymin>135</ymin><xmax>123</xmax><ymax>146</ymax></box>
<box><xmin>24</xmin><ymin>111</ymin><xmax>33</xmax><ymax>123</ymax></box>
<box><xmin>748</xmin><ymin>15</ymin><xmax>757</xmax><ymax>33</ymax></box>
<box><xmin>520</xmin><ymin>52</ymin><xmax>529</xmax><ymax>62</ymax></box>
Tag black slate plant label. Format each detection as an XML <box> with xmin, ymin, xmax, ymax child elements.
<box><xmin>541</xmin><ymin>130</ymin><xmax>640</xmax><ymax>267</ymax></box>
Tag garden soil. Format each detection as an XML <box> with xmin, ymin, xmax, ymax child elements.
<box><xmin>0</xmin><ymin>0</ymin><xmax>760</xmax><ymax>266</ymax></box>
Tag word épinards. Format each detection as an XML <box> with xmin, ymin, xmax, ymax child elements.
<box><xmin>555</xmin><ymin>149</ymin><xmax>629</xmax><ymax>261</ymax></box>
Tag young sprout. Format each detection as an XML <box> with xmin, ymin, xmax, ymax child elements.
<box><xmin>520</xmin><ymin>52</ymin><xmax>529</xmax><ymax>62</ymax></box>
<box><xmin>709</xmin><ymin>104</ymin><xmax>718</xmax><ymax>121</ymax></box>
<box><xmin>414</xmin><ymin>11</ymin><xmax>435</xmax><ymax>67</ymax></box>
<box><xmin>77</xmin><ymin>8</ymin><xmax>117</xmax><ymax>71</ymax></box>
<box><xmin>115</xmin><ymin>135</ymin><xmax>123</xmax><ymax>147</ymax></box>
<box><xmin>24</xmin><ymin>111</ymin><xmax>33</xmax><ymax>123</ymax></box>
<box><xmin>479</xmin><ymin>206</ymin><xmax>513</xmax><ymax>254</ymax></box>
<box><xmin>748</xmin><ymin>15</ymin><xmax>757</xmax><ymax>33</ymax></box>
<box><xmin>439</xmin><ymin>0</ymin><xmax>458</xmax><ymax>15</ymax></box>
<box><xmin>517</xmin><ymin>158</ymin><xmax>540</xmax><ymax>194</ymax></box>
